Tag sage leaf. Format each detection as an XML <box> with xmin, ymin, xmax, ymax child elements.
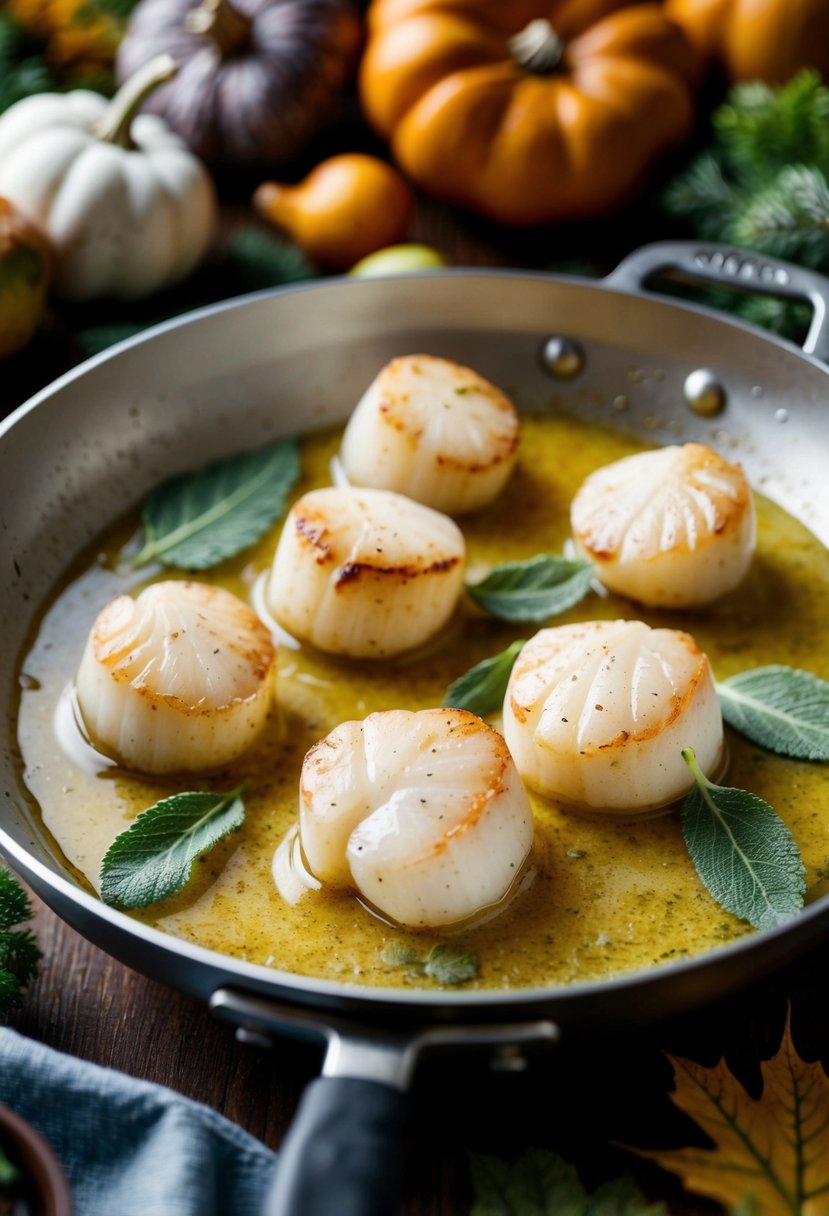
<box><xmin>466</xmin><ymin>554</ymin><xmax>594</xmax><ymax>622</ymax></box>
<box><xmin>132</xmin><ymin>438</ymin><xmax>300</xmax><ymax>570</ymax></box>
<box><xmin>382</xmin><ymin>940</ymin><xmax>478</xmax><ymax>985</ymax></box>
<box><xmin>443</xmin><ymin>639</ymin><xmax>526</xmax><ymax>716</ymax></box>
<box><xmin>423</xmin><ymin>943</ymin><xmax>478</xmax><ymax>985</ymax></box>
<box><xmin>681</xmin><ymin>748</ymin><xmax>805</xmax><ymax>931</ymax></box>
<box><xmin>380</xmin><ymin>942</ymin><xmax>421</xmax><ymax>968</ymax></box>
<box><xmin>100</xmin><ymin>786</ymin><xmax>246</xmax><ymax>910</ymax></box>
<box><xmin>717</xmin><ymin>665</ymin><xmax>829</xmax><ymax>760</ymax></box>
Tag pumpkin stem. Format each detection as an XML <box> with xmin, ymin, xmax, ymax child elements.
<box><xmin>92</xmin><ymin>54</ymin><xmax>177</xmax><ymax>148</ymax></box>
<box><xmin>508</xmin><ymin>18</ymin><xmax>565</xmax><ymax>75</ymax></box>
<box><xmin>185</xmin><ymin>0</ymin><xmax>252</xmax><ymax>56</ymax></box>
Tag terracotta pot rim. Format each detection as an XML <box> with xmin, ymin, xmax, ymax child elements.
<box><xmin>0</xmin><ymin>1104</ymin><xmax>72</xmax><ymax>1216</ymax></box>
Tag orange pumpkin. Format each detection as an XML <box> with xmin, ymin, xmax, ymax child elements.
<box><xmin>359</xmin><ymin>0</ymin><xmax>697</xmax><ymax>227</ymax></box>
<box><xmin>666</xmin><ymin>0</ymin><xmax>829</xmax><ymax>83</ymax></box>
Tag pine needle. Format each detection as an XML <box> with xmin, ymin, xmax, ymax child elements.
<box><xmin>715</xmin><ymin>72</ymin><xmax>829</xmax><ymax>185</ymax></box>
<box><xmin>0</xmin><ymin>867</ymin><xmax>40</xmax><ymax>1017</ymax></box>
<box><xmin>732</xmin><ymin>165</ymin><xmax>829</xmax><ymax>266</ymax></box>
<box><xmin>0</xmin><ymin>867</ymin><xmax>32</xmax><ymax>931</ymax></box>
<box><xmin>662</xmin><ymin>71</ymin><xmax>829</xmax><ymax>337</ymax></box>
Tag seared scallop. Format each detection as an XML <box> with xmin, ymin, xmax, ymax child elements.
<box><xmin>503</xmin><ymin>620</ymin><xmax>724</xmax><ymax>814</ymax></box>
<box><xmin>266</xmin><ymin>486</ymin><xmax>465</xmax><ymax>657</ymax></box>
<box><xmin>571</xmin><ymin>443</ymin><xmax>756</xmax><ymax>607</ymax></box>
<box><xmin>75</xmin><ymin>580</ymin><xmax>276</xmax><ymax>773</ymax></box>
<box><xmin>292</xmin><ymin>707</ymin><xmax>533</xmax><ymax>928</ymax></box>
<box><xmin>339</xmin><ymin>354</ymin><xmax>519</xmax><ymax>513</ymax></box>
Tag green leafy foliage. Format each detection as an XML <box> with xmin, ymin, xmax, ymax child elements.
<box><xmin>469</xmin><ymin>1148</ymin><xmax>668</xmax><ymax>1216</ymax></box>
<box><xmin>0</xmin><ymin>866</ymin><xmax>41</xmax><ymax>1017</ymax></box>
<box><xmin>132</xmin><ymin>437</ymin><xmax>300</xmax><ymax>570</ymax></box>
<box><xmin>443</xmin><ymin>639</ymin><xmax>526</xmax><ymax>717</ymax></box>
<box><xmin>0</xmin><ymin>14</ymin><xmax>53</xmax><ymax>114</ymax></box>
<box><xmin>681</xmin><ymin>749</ymin><xmax>805</xmax><ymax>931</ymax></box>
<box><xmin>0</xmin><ymin>1143</ymin><xmax>20</xmax><ymax>1189</ymax></box>
<box><xmin>663</xmin><ymin>71</ymin><xmax>829</xmax><ymax>336</ymax></box>
<box><xmin>717</xmin><ymin>666</ymin><xmax>829</xmax><ymax>760</ymax></box>
<box><xmin>466</xmin><ymin>554</ymin><xmax>594</xmax><ymax>623</ymax></box>
<box><xmin>381</xmin><ymin>940</ymin><xmax>478</xmax><ymax>986</ymax></box>
<box><xmin>100</xmin><ymin>786</ymin><xmax>246</xmax><ymax>910</ymax></box>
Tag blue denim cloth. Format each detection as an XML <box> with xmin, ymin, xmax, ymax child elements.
<box><xmin>0</xmin><ymin>1028</ymin><xmax>277</xmax><ymax>1215</ymax></box>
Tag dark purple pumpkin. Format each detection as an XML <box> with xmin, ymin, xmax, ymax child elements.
<box><xmin>115</xmin><ymin>0</ymin><xmax>362</xmax><ymax>167</ymax></box>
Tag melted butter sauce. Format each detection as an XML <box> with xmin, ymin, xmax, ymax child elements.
<box><xmin>16</xmin><ymin>416</ymin><xmax>829</xmax><ymax>990</ymax></box>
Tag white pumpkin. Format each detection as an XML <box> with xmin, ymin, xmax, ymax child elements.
<box><xmin>0</xmin><ymin>56</ymin><xmax>216</xmax><ymax>301</ymax></box>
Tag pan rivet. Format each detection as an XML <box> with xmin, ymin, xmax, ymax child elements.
<box><xmin>540</xmin><ymin>336</ymin><xmax>585</xmax><ymax>379</ymax></box>
<box><xmin>683</xmin><ymin>369</ymin><xmax>725</xmax><ymax>417</ymax></box>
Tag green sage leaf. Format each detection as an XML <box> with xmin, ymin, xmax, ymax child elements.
<box><xmin>132</xmin><ymin>438</ymin><xmax>300</xmax><ymax>570</ymax></box>
<box><xmin>382</xmin><ymin>940</ymin><xmax>478</xmax><ymax>986</ymax></box>
<box><xmin>717</xmin><ymin>665</ymin><xmax>829</xmax><ymax>760</ymax></box>
<box><xmin>423</xmin><ymin>943</ymin><xmax>478</xmax><ymax>985</ymax></box>
<box><xmin>466</xmin><ymin>554</ymin><xmax>593</xmax><ymax>622</ymax></box>
<box><xmin>380</xmin><ymin>942</ymin><xmax>421</xmax><ymax>968</ymax></box>
<box><xmin>681</xmin><ymin>749</ymin><xmax>805</xmax><ymax>931</ymax></box>
<box><xmin>100</xmin><ymin>786</ymin><xmax>246</xmax><ymax>910</ymax></box>
<box><xmin>443</xmin><ymin>639</ymin><xmax>526</xmax><ymax>717</ymax></box>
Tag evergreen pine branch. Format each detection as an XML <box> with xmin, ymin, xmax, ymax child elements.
<box><xmin>662</xmin><ymin>152</ymin><xmax>745</xmax><ymax>237</ymax></box>
<box><xmin>731</xmin><ymin>165</ymin><xmax>829</xmax><ymax>268</ymax></box>
<box><xmin>735</xmin><ymin>296</ymin><xmax>812</xmax><ymax>343</ymax></box>
<box><xmin>716</xmin><ymin>71</ymin><xmax>829</xmax><ymax>186</ymax></box>
<box><xmin>0</xmin><ymin>867</ymin><xmax>40</xmax><ymax>1017</ymax></box>
<box><xmin>0</xmin><ymin>866</ymin><xmax>32</xmax><ymax>931</ymax></box>
<box><xmin>0</xmin><ymin>930</ymin><xmax>40</xmax><ymax>988</ymax></box>
<box><xmin>661</xmin><ymin>71</ymin><xmax>829</xmax><ymax>340</ymax></box>
<box><xmin>0</xmin><ymin>972</ymin><xmax>20</xmax><ymax>1009</ymax></box>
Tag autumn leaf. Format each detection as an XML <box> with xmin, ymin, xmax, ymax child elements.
<box><xmin>629</xmin><ymin>1008</ymin><xmax>829</xmax><ymax>1214</ymax></box>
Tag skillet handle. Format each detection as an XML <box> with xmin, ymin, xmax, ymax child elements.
<box><xmin>604</xmin><ymin>240</ymin><xmax>829</xmax><ymax>363</ymax></box>
<box><xmin>266</xmin><ymin>1076</ymin><xmax>408</xmax><ymax>1216</ymax></box>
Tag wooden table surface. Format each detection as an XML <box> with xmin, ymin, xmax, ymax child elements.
<box><xmin>4</xmin><ymin>187</ymin><xmax>829</xmax><ymax>1215</ymax></box>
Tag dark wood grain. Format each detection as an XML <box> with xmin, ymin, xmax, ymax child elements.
<box><xmin>4</xmin><ymin>190</ymin><xmax>829</xmax><ymax>1215</ymax></box>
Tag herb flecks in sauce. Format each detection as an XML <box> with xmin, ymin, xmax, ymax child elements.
<box><xmin>16</xmin><ymin>416</ymin><xmax>829</xmax><ymax>990</ymax></box>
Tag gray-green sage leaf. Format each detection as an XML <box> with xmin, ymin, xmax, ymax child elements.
<box><xmin>101</xmin><ymin>786</ymin><xmax>246</xmax><ymax>910</ymax></box>
<box><xmin>717</xmin><ymin>665</ymin><xmax>829</xmax><ymax>760</ymax></box>
<box><xmin>681</xmin><ymin>748</ymin><xmax>805</xmax><ymax>931</ymax></box>
<box><xmin>132</xmin><ymin>438</ymin><xmax>300</xmax><ymax>570</ymax></box>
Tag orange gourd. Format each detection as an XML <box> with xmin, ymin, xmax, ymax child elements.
<box><xmin>253</xmin><ymin>154</ymin><xmax>413</xmax><ymax>271</ymax></box>
<box><xmin>359</xmin><ymin>0</ymin><xmax>697</xmax><ymax>227</ymax></box>
<box><xmin>666</xmin><ymin>0</ymin><xmax>829</xmax><ymax>83</ymax></box>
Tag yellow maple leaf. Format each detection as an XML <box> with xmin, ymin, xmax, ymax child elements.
<box><xmin>631</xmin><ymin>1008</ymin><xmax>829</xmax><ymax>1214</ymax></box>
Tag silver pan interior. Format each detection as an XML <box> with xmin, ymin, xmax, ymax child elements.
<box><xmin>3</xmin><ymin>269</ymin><xmax>829</xmax><ymax>1029</ymax></box>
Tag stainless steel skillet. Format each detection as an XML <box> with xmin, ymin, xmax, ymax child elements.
<box><xmin>2</xmin><ymin>241</ymin><xmax>829</xmax><ymax>1215</ymax></box>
